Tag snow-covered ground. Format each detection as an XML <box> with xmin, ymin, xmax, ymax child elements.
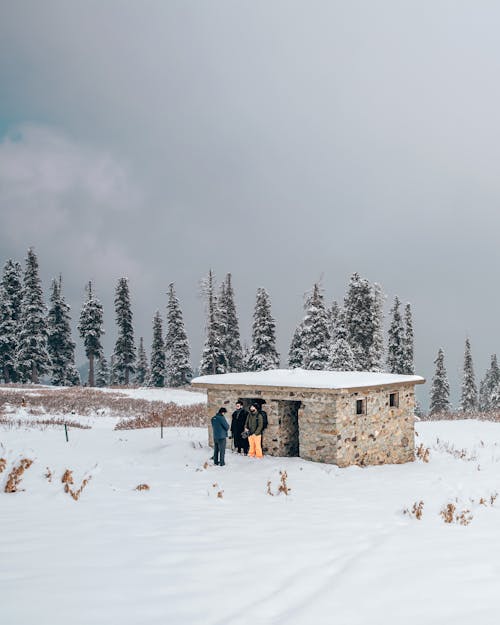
<box><xmin>2</xmin><ymin>413</ymin><xmax>500</xmax><ymax>624</ymax></box>
<box><xmin>97</xmin><ymin>385</ymin><xmax>206</xmax><ymax>405</ymax></box>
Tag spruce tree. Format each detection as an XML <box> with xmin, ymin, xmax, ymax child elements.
<box><xmin>78</xmin><ymin>281</ymin><xmax>104</xmax><ymax>387</ymax></box>
<box><xmin>329</xmin><ymin>300</ymin><xmax>340</xmax><ymax>341</ymax></box>
<box><xmin>135</xmin><ymin>337</ymin><xmax>149</xmax><ymax>385</ymax></box>
<box><xmin>148</xmin><ymin>312</ymin><xmax>165</xmax><ymax>387</ymax></box>
<box><xmin>0</xmin><ymin>285</ymin><xmax>16</xmax><ymax>382</ymax></box>
<box><xmin>368</xmin><ymin>283</ymin><xmax>385</xmax><ymax>372</ymax></box>
<box><xmin>247</xmin><ymin>287</ymin><xmax>280</xmax><ymax>371</ymax></box>
<box><xmin>113</xmin><ymin>277</ymin><xmax>136</xmax><ymax>385</ymax></box>
<box><xmin>96</xmin><ymin>356</ymin><xmax>110</xmax><ymax>388</ymax></box>
<box><xmin>218</xmin><ymin>273</ymin><xmax>243</xmax><ymax>372</ymax></box>
<box><xmin>460</xmin><ymin>337</ymin><xmax>478</xmax><ymax>413</ymax></box>
<box><xmin>165</xmin><ymin>283</ymin><xmax>192</xmax><ymax>386</ymax></box>
<box><xmin>344</xmin><ymin>273</ymin><xmax>376</xmax><ymax>371</ymax></box>
<box><xmin>109</xmin><ymin>354</ymin><xmax>117</xmax><ymax>386</ymax></box>
<box><xmin>1</xmin><ymin>260</ymin><xmax>22</xmax><ymax>381</ymax></box>
<box><xmin>302</xmin><ymin>283</ymin><xmax>330</xmax><ymax>370</ymax></box>
<box><xmin>17</xmin><ymin>248</ymin><xmax>49</xmax><ymax>383</ymax></box>
<box><xmin>288</xmin><ymin>322</ymin><xmax>305</xmax><ymax>369</ymax></box>
<box><xmin>199</xmin><ymin>271</ymin><xmax>227</xmax><ymax>375</ymax></box>
<box><xmin>479</xmin><ymin>354</ymin><xmax>500</xmax><ymax>412</ymax></box>
<box><xmin>430</xmin><ymin>348</ymin><xmax>451</xmax><ymax>415</ymax></box>
<box><xmin>328</xmin><ymin>307</ymin><xmax>356</xmax><ymax>371</ymax></box>
<box><xmin>386</xmin><ymin>296</ymin><xmax>405</xmax><ymax>374</ymax></box>
<box><xmin>401</xmin><ymin>302</ymin><xmax>415</xmax><ymax>375</ymax></box>
<box><xmin>47</xmin><ymin>277</ymin><xmax>79</xmax><ymax>386</ymax></box>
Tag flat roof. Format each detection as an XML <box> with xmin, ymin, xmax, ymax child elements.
<box><xmin>191</xmin><ymin>369</ymin><xmax>425</xmax><ymax>392</ymax></box>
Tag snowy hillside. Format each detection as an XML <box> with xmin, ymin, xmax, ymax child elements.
<box><xmin>2</xmin><ymin>394</ymin><xmax>500</xmax><ymax>624</ymax></box>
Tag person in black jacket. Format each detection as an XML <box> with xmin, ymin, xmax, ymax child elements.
<box><xmin>230</xmin><ymin>401</ymin><xmax>249</xmax><ymax>455</ymax></box>
<box><xmin>211</xmin><ymin>407</ymin><xmax>229</xmax><ymax>466</ymax></box>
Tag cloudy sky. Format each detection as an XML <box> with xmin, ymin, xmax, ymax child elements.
<box><xmin>1</xmin><ymin>1</ymin><xmax>500</xmax><ymax>406</ymax></box>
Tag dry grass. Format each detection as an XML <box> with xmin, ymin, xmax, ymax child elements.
<box><xmin>135</xmin><ymin>484</ymin><xmax>150</xmax><ymax>491</ymax></box>
<box><xmin>422</xmin><ymin>410</ymin><xmax>500</xmax><ymax>422</ymax></box>
<box><xmin>211</xmin><ymin>482</ymin><xmax>224</xmax><ymax>498</ymax></box>
<box><xmin>416</xmin><ymin>444</ymin><xmax>430</xmax><ymax>463</ymax></box>
<box><xmin>61</xmin><ymin>468</ymin><xmax>91</xmax><ymax>501</ymax></box>
<box><xmin>404</xmin><ymin>500</ymin><xmax>424</xmax><ymax>520</ymax></box>
<box><xmin>0</xmin><ymin>458</ymin><xmax>6</xmax><ymax>473</ymax></box>
<box><xmin>433</xmin><ymin>438</ymin><xmax>477</xmax><ymax>462</ymax></box>
<box><xmin>114</xmin><ymin>404</ymin><xmax>205</xmax><ymax>430</ymax></box>
<box><xmin>0</xmin><ymin>416</ymin><xmax>91</xmax><ymax>430</ymax></box>
<box><xmin>4</xmin><ymin>458</ymin><xmax>33</xmax><ymax>493</ymax></box>
<box><xmin>440</xmin><ymin>502</ymin><xmax>473</xmax><ymax>525</ymax></box>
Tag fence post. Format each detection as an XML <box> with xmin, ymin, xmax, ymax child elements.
<box><xmin>64</xmin><ymin>423</ymin><xmax>69</xmax><ymax>442</ymax></box>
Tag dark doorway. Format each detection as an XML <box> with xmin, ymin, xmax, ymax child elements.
<box><xmin>277</xmin><ymin>400</ymin><xmax>301</xmax><ymax>457</ymax></box>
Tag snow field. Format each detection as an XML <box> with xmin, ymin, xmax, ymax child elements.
<box><xmin>1</xmin><ymin>419</ymin><xmax>500</xmax><ymax>625</ymax></box>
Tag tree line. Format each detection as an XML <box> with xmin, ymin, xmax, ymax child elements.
<box><xmin>0</xmin><ymin>249</ymin><xmax>415</xmax><ymax>389</ymax></box>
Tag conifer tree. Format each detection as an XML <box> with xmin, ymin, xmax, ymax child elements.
<box><xmin>401</xmin><ymin>303</ymin><xmax>415</xmax><ymax>375</ymax></box>
<box><xmin>96</xmin><ymin>356</ymin><xmax>110</xmax><ymax>388</ymax></box>
<box><xmin>148</xmin><ymin>312</ymin><xmax>165</xmax><ymax>387</ymax></box>
<box><xmin>165</xmin><ymin>283</ymin><xmax>192</xmax><ymax>386</ymax></box>
<box><xmin>199</xmin><ymin>271</ymin><xmax>227</xmax><ymax>375</ymax></box>
<box><xmin>328</xmin><ymin>307</ymin><xmax>356</xmax><ymax>371</ymax></box>
<box><xmin>47</xmin><ymin>277</ymin><xmax>79</xmax><ymax>386</ymax></box>
<box><xmin>135</xmin><ymin>337</ymin><xmax>149</xmax><ymax>385</ymax></box>
<box><xmin>113</xmin><ymin>277</ymin><xmax>136</xmax><ymax>385</ymax></box>
<box><xmin>17</xmin><ymin>248</ymin><xmax>49</xmax><ymax>383</ymax></box>
<box><xmin>302</xmin><ymin>283</ymin><xmax>330</xmax><ymax>370</ymax></box>
<box><xmin>288</xmin><ymin>322</ymin><xmax>305</xmax><ymax>369</ymax></box>
<box><xmin>386</xmin><ymin>296</ymin><xmax>405</xmax><ymax>374</ymax></box>
<box><xmin>0</xmin><ymin>285</ymin><xmax>16</xmax><ymax>382</ymax></box>
<box><xmin>78</xmin><ymin>281</ymin><xmax>104</xmax><ymax>387</ymax></box>
<box><xmin>247</xmin><ymin>287</ymin><xmax>280</xmax><ymax>371</ymax></box>
<box><xmin>368</xmin><ymin>283</ymin><xmax>385</xmax><ymax>372</ymax></box>
<box><xmin>217</xmin><ymin>273</ymin><xmax>243</xmax><ymax>372</ymax></box>
<box><xmin>430</xmin><ymin>348</ymin><xmax>451</xmax><ymax>415</ymax></box>
<box><xmin>479</xmin><ymin>354</ymin><xmax>500</xmax><ymax>412</ymax></box>
<box><xmin>344</xmin><ymin>273</ymin><xmax>376</xmax><ymax>371</ymax></box>
<box><xmin>1</xmin><ymin>260</ymin><xmax>22</xmax><ymax>381</ymax></box>
<box><xmin>460</xmin><ymin>337</ymin><xmax>478</xmax><ymax>413</ymax></box>
<box><xmin>329</xmin><ymin>300</ymin><xmax>340</xmax><ymax>341</ymax></box>
<box><xmin>109</xmin><ymin>354</ymin><xmax>117</xmax><ymax>386</ymax></box>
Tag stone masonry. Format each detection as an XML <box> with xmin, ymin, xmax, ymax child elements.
<box><xmin>196</xmin><ymin>380</ymin><xmax>418</xmax><ymax>468</ymax></box>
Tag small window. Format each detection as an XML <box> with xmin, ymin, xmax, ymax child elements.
<box><xmin>356</xmin><ymin>399</ymin><xmax>366</xmax><ymax>415</ymax></box>
<box><xmin>389</xmin><ymin>392</ymin><xmax>399</xmax><ymax>408</ymax></box>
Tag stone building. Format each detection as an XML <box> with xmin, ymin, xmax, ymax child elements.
<box><xmin>191</xmin><ymin>369</ymin><xmax>425</xmax><ymax>467</ymax></box>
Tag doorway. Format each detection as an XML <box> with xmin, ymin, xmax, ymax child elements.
<box><xmin>277</xmin><ymin>400</ymin><xmax>301</xmax><ymax>457</ymax></box>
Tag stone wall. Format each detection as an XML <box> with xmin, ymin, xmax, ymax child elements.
<box><xmin>203</xmin><ymin>383</ymin><xmax>416</xmax><ymax>467</ymax></box>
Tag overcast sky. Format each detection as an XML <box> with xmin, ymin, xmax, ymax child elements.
<box><xmin>1</xmin><ymin>1</ymin><xmax>500</xmax><ymax>406</ymax></box>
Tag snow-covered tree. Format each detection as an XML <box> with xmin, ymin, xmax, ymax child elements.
<box><xmin>47</xmin><ymin>277</ymin><xmax>79</xmax><ymax>386</ymax></box>
<box><xmin>247</xmin><ymin>287</ymin><xmax>280</xmax><ymax>371</ymax></box>
<box><xmin>302</xmin><ymin>283</ymin><xmax>330</xmax><ymax>370</ymax></box>
<box><xmin>429</xmin><ymin>348</ymin><xmax>451</xmax><ymax>415</ymax></box>
<box><xmin>1</xmin><ymin>259</ymin><xmax>22</xmax><ymax>381</ymax></box>
<box><xmin>217</xmin><ymin>273</ymin><xmax>243</xmax><ymax>372</ymax></box>
<box><xmin>328</xmin><ymin>300</ymin><xmax>340</xmax><ymax>342</ymax></box>
<box><xmin>148</xmin><ymin>312</ymin><xmax>165</xmax><ymax>387</ymax></box>
<box><xmin>199</xmin><ymin>271</ymin><xmax>227</xmax><ymax>375</ymax></box>
<box><xmin>96</xmin><ymin>356</ymin><xmax>110</xmax><ymax>388</ymax></box>
<box><xmin>401</xmin><ymin>302</ymin><xmax>415</xmax><ymax>375</ymax></box>
<box><xmin>165</xmin><ymin>283</ymin><xmax>192</xmax><ymax>386</ymax></box>
<box><xmin>17</xmin><ymin>248</ymin><xmax>49</xmax><ymax>383</ymax></box>
<box><xmin>344</xmin><ymin>273</ymin><xmax>376</xmax><ymax>371</ymax></box>
<box><xmin>328</xmin><ymin>307</ymin><xmax>356</xmax><ymax>371</ymax></box>
<box><xmin>109</xmin><ymin>354</ymin><xmax>117</xmax><ymax>386</ymax></box>
<box><xmin>135</xmin><ymin>336</ymin><xmax>149</xmax><ymax>385</ymax></box>
<box><xmin>78</xmin><ymin>281</ymin><xmax>104</xmax><ymax>387</ymax></box>
<box><xmin>113</xmin><ymin>277</ymin><xmax>136</xmax><ymax>385</ymax></box>
<box><xmin>386</xmin><ymin>296</ymin><xmax>405</xmax><ymax>374</ymax></box>
<box><xmin>479</xmin><ymin>354</ymin><xmax>500</xmax><ymax>412</ymax></box>
<box><xmin>288</xmin><ymin>322</ymin><xmax>305</xmax><ymax>368</ymax></box>
<box><xmin>368</xmin><ymin>283</ymin><xmax>385</xmax><ymax>372</ymax></box>
<box><xmin>0</xmin><ymin>285</ymin><xmax>16</xmax><ymax>382</ymax></box>
<box><xmin>460</xmin><ymin>337</ymin><xmax>478</xmax><ymax>413</ymax></box>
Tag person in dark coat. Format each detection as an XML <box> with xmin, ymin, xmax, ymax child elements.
<box><xmin>231</xmin><ymin>401</ymin><xmax>249</xmax><ymax>455</ymax></box>
<box><xmin>211</xmin><ymin>407</ymin><xmax>229</xmax><ymax>466</ymax></box>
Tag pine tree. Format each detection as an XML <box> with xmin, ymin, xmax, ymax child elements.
<box><xmin>288</xmin><ymin>322</ymin><xmax>305</xmax><ymax>368</ymax></box>
<box><xmin>247</xmin><ymin>287</ymin><xmax>280</xmax><ymax>371</ymax></box>
<box><xmin>328</xmin><ymin>300</ymin><xmax>340</xmax><ymax>341</ymax></box>
<box><xmin>302</xmin><ymin>283</ymin><xmax>330</xmax><ymax>370</ymax></box>
<box><xmin>78</xmin><ymin>281</ymin><xmax>104</xmax><ymax>387</ymax></box>
<box><xmin>113</xmin><ymin>277</ymin><xmax>136</xmax><ymax>385</ymax></box>
<box><xmin>218</xmin><ymin>274</ymin><xmax>243</xmax><ymax>372</ymax></box>
<box><xmin>430</xmin><ymin>348</ymin><xmax>451</xmax><ymax>415</ymax></box>
<box><xmin>109</xmin><ymin>354</ymin><xmax>117</xmax><ymax>386</ymax></box>
<box><xmin>47</xmin><ymin>277</ymin><xmax>79</xmax><ymax>386</ymax></box>
<box><xmin>199</xmin><ymin>271</ymin><xmax>227</xmax><ymax>375</ymax></box>
<box><xmin>17</xmin><ymin>248</ymin><xmax>49</xmax><ymax>383</ymax></box>
<box><xmin>368</xmin><ymin>283</ymin><xmax>385</xmax><ymax>372</ymax></box>
<box><xmin>135</xmin><ymin>337</ymin><xmax>149</xmax><ymax>385</ymax></box>
<box><xmin>344</xmin><ymin>273</ymin><xmax>376</xmax><ymax>371</ymax></box>
<box><xmin>165</xmin><ymin>283</ymin><xmax>192</xmax><ymax>386</ymax></box>
<box><xmin>96</xmin><ymin>356</ymin><xmax>110</xmax><ymax>387</ymax></box>
<box><xmin>148</xmin><ymin>312</ymin><xmax>165</xmax><ymax>387</ymax></box>
<box><xmin>460</xmin><ymin>337</ymin><xmax>478</xmax><ymax>413</ymax></box>
<box><xmin>328</xmin><ymin>307</ymin><xmax>356</xmax><ymax>371</ymax></box>
<box><xmin>1</xmin><ymin>260</ymin><xmax>22</xmax><ymax>381</ymax></box>
<box><xmin>479</xmin><ymin>354</ymin><xmax>500</xmax><ymax>412</ymax></box>
<box><xmin>0</xmin><ymin>285</ymin><xmax>16</xmax><ymax>382</ymax></box>
<box><xmin>400</xmin><ymin>303</ymin><xmax>415</xmax><ymax>375</ymax></box>
<box><xmin>386</xmin><ymin>296</ymin><xmax>405</xmax><ymax>374</ymax></box>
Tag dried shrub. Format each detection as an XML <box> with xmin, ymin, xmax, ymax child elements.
<box><xmin>456</xmin><ymin>509</ymin><xmax>473</xmax><ymax>526</ymax></box>
<box><xmin>135</xmin><ymin>484</ymin><xmax>150</xmax><ymax>491</ymax></box>
<box><xmin>0</xmin><ymin>458</ymin><xmax>6</xmax><ymax>473</ymax></box>
<box><xmin>404</xmin><ymin>500</ymin><xmax>424</xmax><ymax>520</ymax></box>
<box><xmin>115</xmin><ymin>403</ymin><xmax>206</xmax><ymax>430</ymax></box>
<box><xmin>61</xmin><ymin>468</ymin><xmax>91</xmax><ymax>501</ymax></box>
<box><xmin>440</xmin><ymin>502</ymin><xmax>473</xmax><ymax>525</ymax></box>
<box><xmin>421</xmin><ymin>409</ymin><xmax>500</xmax><ymax>423</ymax></box>
<box><xmin>45</xmin><ymin>467</ymin><xmax>53</xmax><ymax>482</ymax></box>
<box><xmin>416</xmin><ymin>444</ymin><xmax>430</xmax><ymax>463</ymax></box>
<box><xmin>266</xmin><ymin>480</ymin><xmax>274</xmax><ymax>496</ymax></box>
<box><xmin>433</xmin><ymin>438</ymin><xmax>477</xmax><ymax>462</ymax></box>
<box><xmin>278</xmin><ymin>471</ymin><xmax>291</xmax><ymax>495</ymax></box>
<box><xmin>440</xmin><ymin>503</ymin><xmax>456</xmax><ymax>523</ymax></box>
<box><xmin>0</xmin><ymin>416</ymin><xmax>90</xmax><ymax>430</ymax></box>
<box><xmin>491</xmin><ymin>492</ymin><xmax>498</xmax><ymax>505</ymax></box>
<box><xmin>4</xmin><ymin>458</ymin><xmax>33</xmax><ymax>493</ymax></box>
<box><xmin>212</xmin><ymin>482</ymin><xmax>224</xmax><ymax>498</ymax></box>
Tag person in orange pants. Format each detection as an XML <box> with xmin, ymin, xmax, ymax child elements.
<box><xmin>244</xmin><ymin>404</ymin><xmax>263</xmax><ymax>458</ymax></box>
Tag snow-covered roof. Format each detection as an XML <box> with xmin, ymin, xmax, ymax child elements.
<box><xmin>191</xmin><ymin>369</ymin><xmax>425</xmax><ymax>391</ymax></box>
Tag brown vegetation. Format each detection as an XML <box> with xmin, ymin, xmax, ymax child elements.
<box><xmin>404</xmin><ymin>500</ymin><xmax>424</xmax><ymax>520</ymax></box>
<box><xmin>61</xmin><ymin>468</ymin><xmax>91</xmax><ymax>501</ymax></box>
<box><xmin>415</xmin><ymin>444</ymin><xmax>430</xmax><ymax>462</ymax></box>
<box><xmin>135</xmin><ymin>484</ymin><xmax>150</xmax><ymax>491</ymax></box>
<box><xmin>4</xmin><ymin>458</ymin><xmax>33</xmax><ymax>493</ymax></box>
<box><xmin>0</xmin><ymin>458</ymin><xmax>6</xmax><ymax>473</ymax></box>
<box><xmin>422</xmin><ymin>410</ymin><xmax>500</xmax><ymax>423</ymax></box>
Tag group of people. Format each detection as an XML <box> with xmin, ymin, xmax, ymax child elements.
<box><xmin>210</xmin><ymin>401</ymin><xmax>267</xmax><ymax>467</ymax></box>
